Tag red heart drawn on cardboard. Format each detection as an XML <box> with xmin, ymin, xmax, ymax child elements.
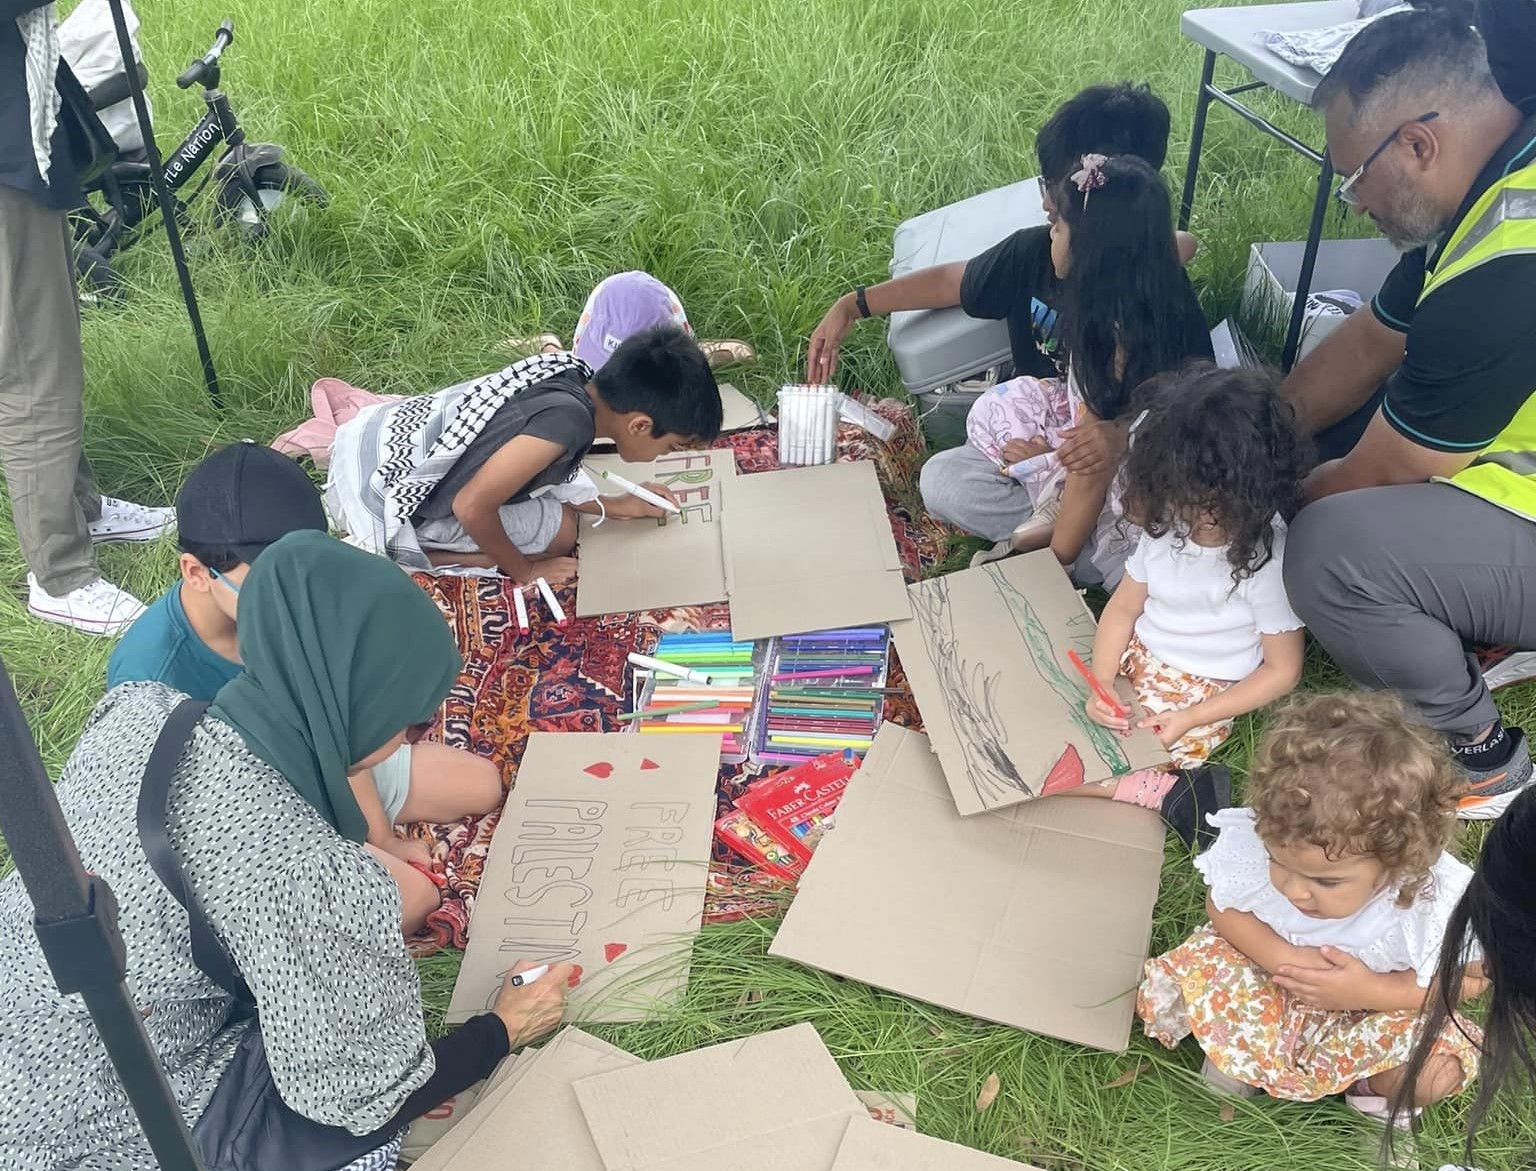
<box><xmin>567</xmin><ymin>964</ymin><xmax>584</xmax><ymax>988</ymax></box>
<box><xmin>639</xmin><ymin>758</ymin><xmax>661</xmax><ymax>771</ymax></box>
<box><xmin>584</xmin><ymin>762</ymin><xmax>614</xmax><ymax>779</ymax></box>
<box><xmin>603</xmin><ymin>942</ymin><xmax>628</xmax><ymax>963</ymax></box>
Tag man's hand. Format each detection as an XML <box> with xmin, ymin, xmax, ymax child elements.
<box><xmin>492</xmin><ymin>960</ymin><xmax>574</xmax><ymax>1049</ymax></box>
<box><xmin>1056</xmin><ymin>419</ymin><xmax>1124</xmax><ymax>477</ymax></box>
<box><xmin>1273</xmin><ymin>946</ymin><xmax>1382</xmax><ymax>1011</ymax></box>
<box><xmin>1001</xmin><ymin>437</ymin><xmax>1053</xmax><ymax>466</ymax></box>
<box><xmin>606</xmin><ymin>482</ymin><xmax>681</xmax><ymax>519</ymax></box>
<box><xmin>806</xmin><ymin>295</ymin><xmax>859</xmax><ymax>383</ymax></box>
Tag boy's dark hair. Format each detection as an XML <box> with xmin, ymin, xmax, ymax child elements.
<box><xmin>177</xmin><ymin>540</ymin><xmax>246</xmax><ymax>574</ymax></box>
<box><xmin>592</xmin><ymin>326</ymin><xmax>723</xmax><ymax>442</ymax></box>
<box><xmin>1052</xmin><ymin>155</ymin><xmax>1190</xmax><ymax>421</ymax></box>
<box><xmin>1120</xmin><ymin>364</ymin><xmax>1310</xmax><ymax>585</ymax></box>
<box><xmin>1312</xmin><ymin>3</ymin><xmax>1500</xmax><ymax>117</ymax></box>
<box><xmin>1035</xmin><ymin>83</ymin><xmax>1172</xmax><ymax>185</ymax></box>
<box><xmin>1391</xmin><ymin>786</ymin><xmax>1536</xmax><ymax>1165</ymax></box>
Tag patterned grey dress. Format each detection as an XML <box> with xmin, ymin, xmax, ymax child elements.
<box><xmin>0</xmin><ymin>684</ymin><xmax>435</xmax><ymax>1171</ymax></box>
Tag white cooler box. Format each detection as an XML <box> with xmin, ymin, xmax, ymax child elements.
<box><xmin>886</xmin><ymin>177</ymin><xmax>1050</xmax><ymax>395</ymax></box>
<box><xmin>1239</xmin><ymin>237</ymin><xmax>1401</xmax><ymax>363</ymax></box>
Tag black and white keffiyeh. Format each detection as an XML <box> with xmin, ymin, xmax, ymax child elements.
<box><xmin>327</xmin><ymin>351</ymin><xmax>592</xmax><ymax>570</ymax></box>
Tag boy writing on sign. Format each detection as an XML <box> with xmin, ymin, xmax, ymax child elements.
<box><xmin>326</xmin><ymin>326</ymin><xmax>723</xmax><ymax>584</ymax></box>
<box><xmin>110</xmin><ymin>442</ymin><xmax>500</xmax><ymax>935</ymax></box>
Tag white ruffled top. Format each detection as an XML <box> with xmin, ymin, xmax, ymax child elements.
<box><xmin>1195</xmin><ymin>808</ymin><xmax>1478</xmax><ymax>986</ymax></box>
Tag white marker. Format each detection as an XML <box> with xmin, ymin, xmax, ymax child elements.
<box><xmin>588</xmin><ymin>466</ymin><xmax>681</xmax><ymax>514</ymax></box>
<box><xmin>535</xmin><ymin>577</ymin><xmax>569</xmax><ymax>627</ymax></box>
<box><xmin>513</xmin><ymin>584</ymin><xmax>530</xmax><ymax>633</ymax></box>
<box><xmin>627</xmin><ymin>652</ymin><xmax>713</xmax><ymax>684</ymax></box>
<box><xmin>1005</xmin><ymin>450</ymin><xmax>1057</xmax><ymax>479</ymax></box>
<box><xmin>509</xmin><ymin>964</ymin><xmax>550</xmax><ymax>988</ymax></box>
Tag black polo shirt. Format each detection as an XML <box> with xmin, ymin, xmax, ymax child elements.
<box><xmin>1370</xmin><ymin>113</ymin><xmax>1536</xmax><ymax>454</ymax></box>
<box><xmin>1</xmin><ymin>18</ymin><xmax>83</xmax><ymax>210</ymax></box>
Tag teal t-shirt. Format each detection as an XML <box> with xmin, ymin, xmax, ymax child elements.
<box><xmin>107</xmin><ymin>586</ymin><xmax>242</xmax><ymax>701</ymax></box>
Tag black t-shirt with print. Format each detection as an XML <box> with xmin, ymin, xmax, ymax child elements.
<box><xmin>415</xmin><ymin>366</ymin><xmax>597</xmax><ymax>520</ymax></box>
<box><xmin>1369</xmin><ymin>114</ymin><xmax>1536</xmax><ymax>455</ymax></box>
<box><xmin>959</xmin><ymin>225</ymin><xmax>1214</xmax><ymax>385</ymax></box>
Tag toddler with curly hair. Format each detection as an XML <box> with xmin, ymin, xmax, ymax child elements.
<box><xmin>1138</xmin><ymin>691</ymin><xmax>1485</xmax><ymax>1120</ymax></box>
<box><xmin>1085</xmin><ymin>364</ymin><xmax>1308</xmax><ymax>770</ymax></box>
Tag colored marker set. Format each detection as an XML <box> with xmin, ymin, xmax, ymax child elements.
<box><xmin>752</xmin><ymin>625</ymin><xmax>890</xmax><ymax>765</ymax></box>
<box><xmin>624</xmin><ymin>631</ymin><xmax>762</xmax><ymax>762</ymax></box>
<box><xmin>776</xmin><ymin>384</ymin><xmax>841</xmax><ymax>466</ymax></box>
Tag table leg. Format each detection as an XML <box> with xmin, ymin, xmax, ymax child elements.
<box><xmin>1179</xmin><ymin>49</ymin><xmax>1217</xmax><ymax>232</ymax></box>
<box><xmin>1281</xmin><ymin>151</ymin><xmax>1336</xmax><ymax>372</ymax></box>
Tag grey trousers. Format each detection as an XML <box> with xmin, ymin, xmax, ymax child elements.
<box><xmin>1285</xmin><ymin>482</ymin><xmax>1536</xmax><ymax>737</ymax></box>
<box><xmin>0</xmin><ymin>185</ymin><xmax>100</xmax><ymax>594</ymax></box>
<box><xmin>919</xmin><ymin>443</ymin><xmax>1033</xmax><ymax>543</ymax></box>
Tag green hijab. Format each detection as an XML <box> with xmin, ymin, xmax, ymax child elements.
<box><xmin>208</xmin><ymin>530</ymin><xmax>461</xmax><ymax>842</ymax></box>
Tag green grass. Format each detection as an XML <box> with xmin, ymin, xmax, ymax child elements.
<box><xmin>5</xmin><ymin>0</ymin><xmax>1534</xmax><ymax>1166</ymax></box>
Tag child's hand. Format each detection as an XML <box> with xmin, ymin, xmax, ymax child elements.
<box><xmin>1273</xmin><ymin>946</ymin><xmax>1379</xmax><ymax>1011</ymax></box>
<box><xmin>607</xmin><ymin>482</ymin><xmax>681</xmax><ymax>519</ymax></box>
<box><xmin>1085</xmin><ymin>689</ymin><xmax>1132</xmax><ymax>732</ymax></box>
<box><xmin>1001</xmin><ymin>437</ymin><xmax>1052</xmax><ymax>466</ymax></box>
<box><xmin>1139</xmin><ymin>707</ymin><xmax>1198</xmax><ymax>749</ymax></box>
<box><xmin>1056</xmin><ymin>418</ymin><xmax>1124</xmax><ymax>478</ymax></box>
<box><xmin>529</xmin><ymin>556</ymin><xmax>578</xmax><ymax>587</ymax></box>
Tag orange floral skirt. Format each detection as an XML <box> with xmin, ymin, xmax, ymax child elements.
<box><xmin>1119</xmin><ymin>635</ymin><xmax>1233</xmax><ymax>768</ymax></box>
<box><xmin>1137</xmin><ymin>925</ymin><xmax>1481</xmax><ymax>1101</ymax></box>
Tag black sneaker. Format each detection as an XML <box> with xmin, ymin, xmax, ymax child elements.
<box><xmin>1159</xmin><ymin>765</ymin><xmax>1232</xmax><ymax>851</ymax></box>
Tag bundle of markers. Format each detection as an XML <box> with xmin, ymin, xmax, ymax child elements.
<box><xmin>753</xmin><ymin>625</ymin><xmax>890</xmax><ymax>764</ymax></box>
<box><xmin>622</xmin><ymin>632</ymin><xmax>760</xmax><ymax>759</ymax></box>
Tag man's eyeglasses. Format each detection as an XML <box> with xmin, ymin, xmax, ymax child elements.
<box><xmin>1335</xmin><ymin>112</ymin><xmax>1438</xmax><ymax>206</ymax></box>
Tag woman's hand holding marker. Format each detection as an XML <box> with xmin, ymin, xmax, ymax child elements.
<box><xmin>494</xmin><ymin>959</ymin><xmax>575</xmax><ymax>1049</ymax></box>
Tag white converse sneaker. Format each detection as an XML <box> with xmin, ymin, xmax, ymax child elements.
<box><xmin>89</xmin><ymin>496</ymin><xmax>177</xmax><ymax>544</ymax></box>
<box><xmin>27</xmin><ymin>574</ymin><xmax>147</xmax><ymax>636</ymax></box>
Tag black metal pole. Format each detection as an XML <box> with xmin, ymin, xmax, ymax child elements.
<box><xmin>0</xmin><ymin>658</ymin><xmax>204</xmax><ymax>1171</ymax></box>
<box><xmin>1282</xmin><ymin>152</ymin><xmax>1336</xmax><ymax>372</ymax></box>
<box><xmin>102</xmin><ymin>0</ymin><xmax>224</xmax><ymax>411</ymax></box>
<box><xmin>1178</xmin><ymin>49</ymin><xmax>1217</xmax><ymax>232</ymax></box>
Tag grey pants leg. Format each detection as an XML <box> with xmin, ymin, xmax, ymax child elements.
<box><xmin>0</xmin><ymin>186</ymin><xmax>100</xmax><ymax>594</ymax></box>
<box><xmin>1285</xmin><ymin>483</ymin><xmax>1536</xmax><ymax>737</ymax></box>
<box><xmin>919</xmin><ymin>444</ymin><xmax>1034</xmax><ymax>543</ymax></box>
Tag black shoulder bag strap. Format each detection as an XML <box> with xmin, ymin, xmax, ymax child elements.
<box><xmin>136</xmin><ymin>699</ymin><xmax>256</xmax><ymax>1006</ymax></box>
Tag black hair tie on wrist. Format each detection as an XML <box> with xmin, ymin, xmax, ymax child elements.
<box><xmin>854</xmin><ymin>285</ymin><xmax>871</xmax><ymax>319</ymax></box>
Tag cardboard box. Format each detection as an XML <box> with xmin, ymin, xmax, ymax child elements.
<box><xmin>447</xmin><ymin>733</ymin><xmax>719</xmax><ymax>1024</ymax></box>
<box><xmin>769</xmin><ymin>724</ymin><xmax>1166</xmax><ymax>1052</ymax></box>
<box><xmin>721</xmin><ymin>461</ymin><xmax>910</xmax><ymax>641</ymax></box>
<box><xmin>830</xmin><ymin>1116</ymin><xmax>1044</xmax><ymax>1170</ymax></box>
<box><xmin>574</xmin><ymin>1022</ymin><xmax>866</xmax><ymax>1171</ymax></box>
<box><xmin>577</xmin><ymin>448</ymin><xmax>737</xmax><ymax>617</ymax></box>
<box><xmin>889</xmin><ymin>551</ymin><xmax>1166</xmax><ymax>817</ymax></box>
<box><xmin>1239</xmin><ymin>237</ymin><xmax>1400</xmax><ymax>363</ymax></box>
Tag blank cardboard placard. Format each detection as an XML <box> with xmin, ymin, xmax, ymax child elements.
<box><xmin>400</xmin><ymin>1085</ymin><xmax>481</xmax><ymax>1165</ymax></box>
<box><xmin>430</xmin><ymin>1028</ymin><xmax>641</xmax><ymax>1171</ymax></box>
<box><xmin>447</xmin><ymin>733</ymin><xmax>719</xmax><ymax>1024</ymax></box>
<box><xmin>889</xmin><ymin>551</ymin><xmax>1167</xmax><ymax>817</ymax></box>
<box><xmin>721</xmin><ymin>461</ymin><xmax>910</xmax><ymax>641</ymax></box>
<box><xmin>830</xmin><ymin>1116</ymin><xmax>1045</xmax><ymax>1170</ymax></box>
<box><xmin>574</xmin><ymin>1022</ymin><xmax>865</xmax><ymax>1171</ymax></box>
<box><xmin>769</xmin><ymin>724</ymin><xmax>1165</xmax><ymax>1053</ymax></box>
<box><xmin>577</xmin><ymin>449</ymin><xmax>737</xmax><ymax>617</ymax></box>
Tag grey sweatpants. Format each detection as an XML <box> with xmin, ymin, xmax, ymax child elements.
<box><xmin>0</xmin><ymin>186</ymin><xmax>101</xmax><ymax>594</ymax></box>
<box><xmin>1285</xmin><ymin>482</ymin><xmax>1536</xmax><ymax>737</ymax></box>
<box><xmin>919</xmin><ymin>443</ymin><xmax>1033</xmax><ymax>543</ymax></box>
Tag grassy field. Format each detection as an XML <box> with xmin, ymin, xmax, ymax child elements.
<box><xmin>5</xmin><ymin>0</ymin><xmax>1535</xmax><ymax>1166</ymax></box>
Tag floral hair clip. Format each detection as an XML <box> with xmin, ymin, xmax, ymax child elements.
<box><xmin>1070</xmin><ymin>153</ymin><xmax>1110</xmax><ymax>206</ymax></box>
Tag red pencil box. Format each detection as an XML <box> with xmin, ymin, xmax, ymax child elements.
<box><xmin>735</xmin><ymin>751</ymin><xmax>858</xmax><ymax>871</ymax></box>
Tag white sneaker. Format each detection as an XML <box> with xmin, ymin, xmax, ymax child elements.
<box><xmin>1480</xmin><ymin>648</ymin><xmax>1536</xmax><ymax>691</ymax></box>
<box><xmin>27</xmin><ymin>574</ymin><xmax>147</xmax><ymax>637</ymax></box>
<box><xmin>1009</xmin><ymin>492</ymin><xmax>1064</xmax><ymax>552</ymax></box>
<box><xmin>89</xmin><ymin>496</ymin><xmax>176</xmax><ymax>544</ymax></box>
<box><xmin>969</xmin><ymin>539</ymin><xmax>1014</xmax><ymax>568</ymax></box>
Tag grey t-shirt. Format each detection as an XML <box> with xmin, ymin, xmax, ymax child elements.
<box><xmin>415</xmin><ymin>366</ymin><xmax>597</xmax><ymax>520</ymax></box>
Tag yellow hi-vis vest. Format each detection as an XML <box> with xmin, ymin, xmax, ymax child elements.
<box><xmin>1421</xmin><ymin>151</ymin><xmax>1536</xmax><ymax>519</ymax></box>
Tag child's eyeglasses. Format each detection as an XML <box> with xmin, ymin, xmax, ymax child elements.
<box><xmin>208</xmin><ymin>567</ymin><xmax>241</xmax><ymax>594</ymax></box>
<box><xmin>1334</xmin><ymin>112</ymin><xmax>1438</xmax><ymax>207</ymax></box>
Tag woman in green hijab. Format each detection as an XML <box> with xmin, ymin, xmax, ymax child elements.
<box><xmin>0</xmin><ymin>532</ymin><xmax>572</xmax><ymax>1170</ymax></box>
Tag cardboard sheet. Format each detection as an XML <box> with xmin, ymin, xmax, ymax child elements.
<box><xmin>400</xmin><ymin>1085</ymin><xmax>482</xmax><ymax>1165</ymax></box>
<box><xmin>577</xmin><ymin>449</ymin><xmax>737</xmax><ymax>617</ymax></box>
<box><xmin>429</xmin><ymin>1028</ymin><xmax>641</xmax><ymax>1171</ymax></box>
<box><xmin>769</xmin><ymin>724</ymin><xmax>1166</xmax><ymax>1053</ymax></box>
<box><xmin>574</xmin><ymin>1022</ymin><xmax>865</xmax><ymax>1171</ymax></box>
<box><xmin>856</xmin><ymin>1091</ymin><xmax>917</xmax><ymax>1131</ymax></box>
<box><xmin>889</xmin><ymin>551</ymin><xmax>1167</xmax><ymax>816</ymax></box>
<box><xmin>830</xmin><ymin>1116</ymin><xmax>1045</xmax><ymax>1170</ymax></box>
<box><xmin>447</xmin><ymin>733</ymin><xmax>719</xmax><ymax>1024</ymax></box>
<box><xmin>721</xmin><ymin>460</ymin><xmax>910</xmax><ymax>641</ymax></box>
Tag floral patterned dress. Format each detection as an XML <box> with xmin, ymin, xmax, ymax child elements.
<box><xmin>1137</xmin><ymin>809</ymin><xmax>1482</xmax><ymax>1101</ymax></box>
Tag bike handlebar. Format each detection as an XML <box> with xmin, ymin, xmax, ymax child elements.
<box><xmin>175</xmin><ymin>19</ymin><xmax>235</xmax><ymax>90</ymax></box>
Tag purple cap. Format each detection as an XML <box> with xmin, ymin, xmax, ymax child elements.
<box><xmin>571</xmin><ymin>271</ymin><xmax>692</xmax><ymax>371</ymax></box>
